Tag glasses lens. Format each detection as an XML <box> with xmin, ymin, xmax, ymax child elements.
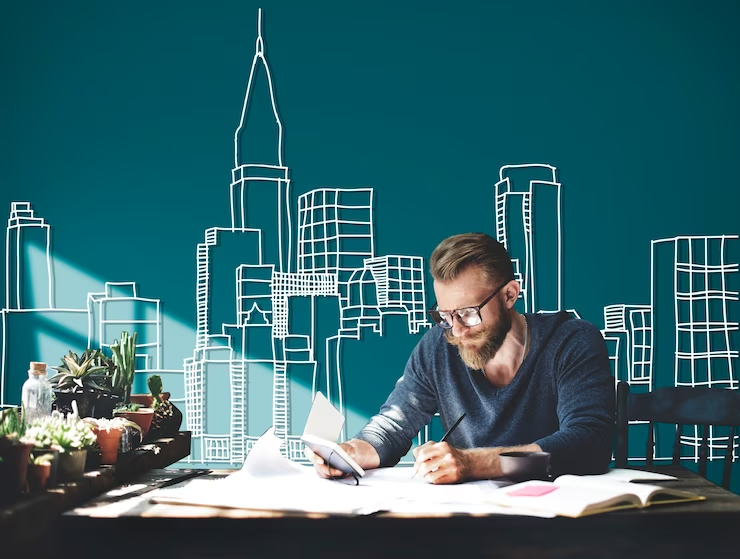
<box><xmin>428</xmin><ymin>310</ymin><xmax>452</xmax><ymax>329</ymax></box>
<box><xmin>457</xmin><ymin>309</ymin><xmax>482</xmax><ymax>328</ymax></box>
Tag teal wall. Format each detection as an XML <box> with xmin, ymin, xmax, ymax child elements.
<box><xmin>1</xmin><ymin>1</ymin><xmax>739</xmax><ymax>486</ymax></box>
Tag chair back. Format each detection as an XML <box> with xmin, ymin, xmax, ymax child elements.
<box><xmin>615</xmin><ymin>381</ymin><xmax>740</xmax><ymax>489</ymax></box>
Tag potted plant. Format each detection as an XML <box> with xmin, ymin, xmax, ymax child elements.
<box><xmin>83</xmin><ymin>416</ymin><xmax>141</xmax><ymax>465</ymax></box>
<box><xmin>110</xmin><ymin>331</ymin><xmax>138</xmax><ymax>405</ymax></box>
<box><xmin>50</xmin><ymin>349</ymin><xmax>120</xmax><ymax>418</ymax></box>
<box><xmin>143</xmin><ymin>375</ymin><xmax>182</xmax><ymax>441</ymax></box>
<box><xmin>0</xmin><ymin>407</ymin><xmax>33</xmax><ymax>503</ymax></box>
<box><xmin>114</xmin><ymin>402</ymin><xmax>154</xmax><ymax>438</ymax></box>
<box><xmin>21</xmin><ymin>416</ymin><xmax>61</xmax><ymax>488</ymax></box>
<box><xmin>23</xmin><ymin>408</ymin><xmax>97</xmax><ymax>482</ymax></box>
<box><xmin>111</xmin><ymin>331</ymin><xmax>155</xmax><ymax>436</ymax></box>
<box><xmin>27</xmin><ymin>451</ymin><xmax>55</xmax><ymax>492</ymax></box>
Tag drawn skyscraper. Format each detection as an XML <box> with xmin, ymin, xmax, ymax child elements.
<box><xmin>602</xmin><ymin>304</ymin><xmax>653</xmax><ymax>388</ymax></box>
<box><xmin>231</xmin><ymin>10</ymin><xmax>291</xmax><ymax>274</ymax></box>
<box><xmin>651</xmin><ymin>236</ymin><xmax>738</xmax><ymax>390</ymax></box>
<box><xmin>5</xmin><ymin>202</ymin><xmax>52</xmax><ymax>310</ymax></box>
<box><xmin>182</xmin><ymin>10</ymin><xmax>428</xmax><ymax>465</ymax></box>
<box><xmin>494</xmin><ymin>164</ymin><xmax>562</xmax><ymax>313</ymax></box>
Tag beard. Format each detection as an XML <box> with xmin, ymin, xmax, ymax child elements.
<box><xmin>444</xmin><ymin>300</ymin><xmax>513</xmax><ymax>370</ymax></box>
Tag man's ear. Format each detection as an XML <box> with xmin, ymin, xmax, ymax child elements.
<box><xmin>503</xmin><ymin>280</ymin><xmax>520</xmax><ymax>308</ymax></box>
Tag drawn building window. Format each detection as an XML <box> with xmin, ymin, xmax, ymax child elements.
<box><xmin>630</xmin><ymin>309</ymin><xmax>652</xmax><ymax>383</ymax></box>
<box><xmin>205</xmin><ymin>436</ymin><xmax>231</xmax><ymax>461</ymax></box>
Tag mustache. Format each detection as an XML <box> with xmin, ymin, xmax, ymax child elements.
<box><xmin>444</xmin><ymin>327</ymin><xmax>490</xmax><ymax>346</ymax></box>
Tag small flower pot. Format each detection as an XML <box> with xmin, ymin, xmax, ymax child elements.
<box><xmin>31</xmin><ymin>448</ymin><xmax>59</xmax><ymax>487</ymax></box>
<box><xmin>0</xmin><ymin>440</ymin><xmax>33</xmax><ymax>503</ymax></box>
<box><xmin>27</xmin><ymin>462</ymin><xmax>51</xmax><ymax>492</ymax></box>
<box><xmin>96</xmin><ymin>428</ymin><xmax>123</xmax><ymax>465</ymax></box>
<box><xmin>57</xmin><ymin>449</ymin><xmax>87</xmax><ymax>482</ymax></box>
<box><xmin>115</xmin><ymin>408</ymin><xmax>154</xmax><ymax>438</ymax></box>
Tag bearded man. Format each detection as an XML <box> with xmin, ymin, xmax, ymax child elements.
<box><xmin>311</xmin><ymin>233</ymin><xmax>615</xmax><ymax>484</ymax></box>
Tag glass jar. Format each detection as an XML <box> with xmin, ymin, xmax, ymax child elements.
<box><xmin>21</xmin><ymin>361</ymin><xmax>53</xmax><ymax>424</ymax></box>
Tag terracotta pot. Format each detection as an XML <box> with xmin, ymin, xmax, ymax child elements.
<box><xmin>31</xmin><ymin>448</ymin><xmax>59</xmax><ymax>487</ymax></box>
<box><xmin>130</xmin><ymin>392</ymin><xmax>170</xmax><ymax>407</ymax></box>
<box><xmin>114</xmin><ymin>408</ymin><xmax>154</xmax><ymax>438</ymax></box>
<box><xmin>57</xmin><ymin>449</ymin><xmax>87</xmax><ymax>482</ymax></box>
<box><xmin>96</xmin><ymin>428</ymin><xmax>123</xmax><ymax>465</ymax></box>
<box><xmin>27</xmin><ymin>462</ymin><xmax>51</xmax><ymax>492</ymax></box>
<box><xmin>0</xmin><ymin>440</ymin><xmax>33</xmax><ymax>503</ymax></box>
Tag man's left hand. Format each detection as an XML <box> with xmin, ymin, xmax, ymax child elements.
<box><xmin>412</xmin><ymin>441</ymin><xmax>471</xmax><ymax>484</ymax></box>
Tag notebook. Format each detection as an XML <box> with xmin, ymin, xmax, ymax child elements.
<box><xmin>487</xmin><ymin>472</ymin><xmax>704</xmax><ymax>518</ymax></box>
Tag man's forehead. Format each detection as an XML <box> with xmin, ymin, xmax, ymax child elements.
<box><xmin>433</xmin><ymin>272</ymin><xmax>493</xmax><ymax>305</ymax></box>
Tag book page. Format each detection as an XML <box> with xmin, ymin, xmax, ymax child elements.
<box><xmin>554</xmin><ymin>475</ymin><xmax>701</xmax><ymax>507</ymax></box>
<box><xmin>567</xmin><ymin>468</ymin><xmax>677</xmax><ymax>483</ymax></box>
<box><xmin>488</xmin><ymin>481</ymin><xmax>643</xmax><ymax>517</ymax></box>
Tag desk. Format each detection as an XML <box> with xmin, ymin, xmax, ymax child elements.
<box><xmin>1</xmin><ymin>432</ymin><xmax>191</xmax><ymax>553</ymax></box>
<box><xmin>31</xmin><ymin>465</ymin><xmax>740</xmax><ymax>559</ymax></box>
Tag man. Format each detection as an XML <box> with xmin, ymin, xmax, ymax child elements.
<box><xmin>311</xmin><ymin>233</ymin><xmax>615</xmax><ymax>483</ymax></box>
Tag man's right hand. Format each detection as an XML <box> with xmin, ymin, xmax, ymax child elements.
<box><xmin>305</xmin><ymin>439</ymin><xmax>380</xmax><ymax>479</ymax></box>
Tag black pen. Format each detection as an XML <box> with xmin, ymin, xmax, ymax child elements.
<box><xmin>411</xmin><ymin>412</ymin><xmax>467</xmax><ymax>478</ymax></box>
<box><xmin>440</xmin><ymin>412</ymin><xmax>466</xmax><ymax>442</ymax></box>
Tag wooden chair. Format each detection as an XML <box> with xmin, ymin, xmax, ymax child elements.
<box><xmin>615</xmin><ymin>381</ymin><xmax>740</xmax><ymax>489</ymax></box>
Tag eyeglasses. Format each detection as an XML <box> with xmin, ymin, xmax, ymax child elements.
<box><xmin>428</xmin><ymin>278</ymin><xmax>512</xmax><ymax>330</ymax></box>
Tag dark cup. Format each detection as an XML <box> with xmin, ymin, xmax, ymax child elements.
<box><xmin>499</xmin><ymin>451</ymin><xmax>551</xmax><ymax>482</ymax></box>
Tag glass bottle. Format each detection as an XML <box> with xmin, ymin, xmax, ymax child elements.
<box><xmin>21</xmin><ymin>361</ymin><xmax>53</xmax><ymax>424</ymax></box>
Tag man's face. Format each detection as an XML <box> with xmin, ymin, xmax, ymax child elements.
<box><xmin>433</xmin><ymin>267</ymin><xmax>513</xmax><ymax>370</ymax></box>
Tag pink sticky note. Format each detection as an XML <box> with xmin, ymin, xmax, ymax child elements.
<box><xmin>506</xmin><ymin>485</ymin><xmax>559</xmax><ymax>497</ymax></box>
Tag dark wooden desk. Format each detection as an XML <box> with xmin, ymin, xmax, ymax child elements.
<box><xmin>1</xmin><ymin>432</ymin><xmax>191</xmax><ymax>553</ymax></box>
<box><xmin>21</xmin><ymin>465</ymin><xmax>738</xmax><ymax>559</ymax></box>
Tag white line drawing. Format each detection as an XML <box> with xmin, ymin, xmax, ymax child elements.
<box><xmin>6</xmin><ymin>202</ymin><xmax>53</xmax><ymax>311</ymax></box>
<box><xmin>602</xmin><ymin>304</ymin><xmax>653</xmax><ymax>387</ymax></box>
<box><xmin>495</xmin><ymin>164</ymin><xmax>562</xmax><ymax>313</ymax></box>
<box><xmin>0</xmin><ymin>202</ymin><xmax>181</xmax><ymax>412</ymax></box>
<box><xmin>2</xmin><ymin>9</ymin><xmax>737</xmax><ymax>482</ymax></box>
<box><xmin>88</xmin><ymin>282</ymin><xmax>162</xmax><ymax>370</ymax></box>
<box><xmin>182</xmin><ymin>9</ymin><xmax>428</xmax><ymax>466</ymax></box>
<box><xmin>603</xmin><ymin>235</ymin><xmax>739</xmax><ymax>463</ymax></box>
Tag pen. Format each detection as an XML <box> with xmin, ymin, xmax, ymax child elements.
<box><xmin>411</xmin><ymin>412</ymin><xmax>467</xmax><ymax>478</ymax></box>
<box><xmin>440</xmin><ymin>412</ymin><xmax>466</xmax><ymax>442</ymax></box>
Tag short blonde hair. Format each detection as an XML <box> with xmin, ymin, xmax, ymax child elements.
<box><xmin>429</xmin><ymin>233</ymin><xmax>514</xmax><ymax>285</ymax></box>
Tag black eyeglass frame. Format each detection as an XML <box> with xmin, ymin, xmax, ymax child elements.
<box><xmin>428</xmin><ymin>277</ymin><xmax>513</xmax><ymax>330</ymax></box>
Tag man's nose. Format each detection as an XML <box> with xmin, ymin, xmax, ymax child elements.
<box><xmin>450</xmin><ymin>315</ymin><xmax>468</xmax><ymax>338</ymax></box>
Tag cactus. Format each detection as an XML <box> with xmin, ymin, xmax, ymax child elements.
<box><xmin>110</xmin><ymin>331</ymin><xmax>138</xmax><ymax>404</ymax></box>
<box><xmin>147</xmin><ymin>375</ymin><xmax>163</xmax><ymax>409</ymax></box>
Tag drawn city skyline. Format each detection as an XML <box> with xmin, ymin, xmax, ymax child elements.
<box><xmin>1</xmin><ymin>9</ymin><xmax>737</xmax><ymax>470</ymax></box>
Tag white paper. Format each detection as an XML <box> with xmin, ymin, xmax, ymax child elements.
<box><xmin>302</xmin><ymin>391</ymin><xmax>344</xmax><ymax>441</ymax></box>
<box><xmin>149</xmin><ymin>429</ymin><xmax>547</xmax><ymax>516</ymax></box>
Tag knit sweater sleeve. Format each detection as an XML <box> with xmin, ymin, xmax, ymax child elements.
<box><xmin>354</xmin><ymin>333</ymin><xmax>439</xmax><ymax>467</ymax></box>
<box><xmin>534</xmin><ymin>320</ymin><xmax>615</xmax><ymax>476</ymax></box>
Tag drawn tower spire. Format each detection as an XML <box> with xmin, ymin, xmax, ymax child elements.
<box><xmin>229</xmin><ymin>7</ymin><xmax>291</xmax><ymax>273</ymax></box>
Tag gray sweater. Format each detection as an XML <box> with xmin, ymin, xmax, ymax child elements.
<box><xmin>355</xmin><ymin>311</ymin><xmax>615</xmax><ymax>477</ymax></box>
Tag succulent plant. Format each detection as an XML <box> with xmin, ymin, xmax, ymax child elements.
<box><xmin>23</xmin><ymin>410</ymin><xmax>97</xmax><ymax>451</ymax></box>
<box><xmin>110</xmin><ymin>331</ymin><xmax>138</xmax><ymax>404</ymax></box>
<box><xmin>49</xmin><ymin>350</ymin><xmax>113</xmax><ymax>393</ymax></box>
<box><xmin>0</xmin><ymin>407</ymin><xmax>25</xmax><ymax>440</ymax></box>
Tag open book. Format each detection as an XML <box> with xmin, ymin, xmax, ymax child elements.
<box><xmin>487</xmin><ymin>471</ymin><xmax>704</xmax><ymax>518</ymax></box>
<box><xmin>300</xmin><ymin>392</ymin><xmax>365</xmax><ymax>477</ymax></box>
